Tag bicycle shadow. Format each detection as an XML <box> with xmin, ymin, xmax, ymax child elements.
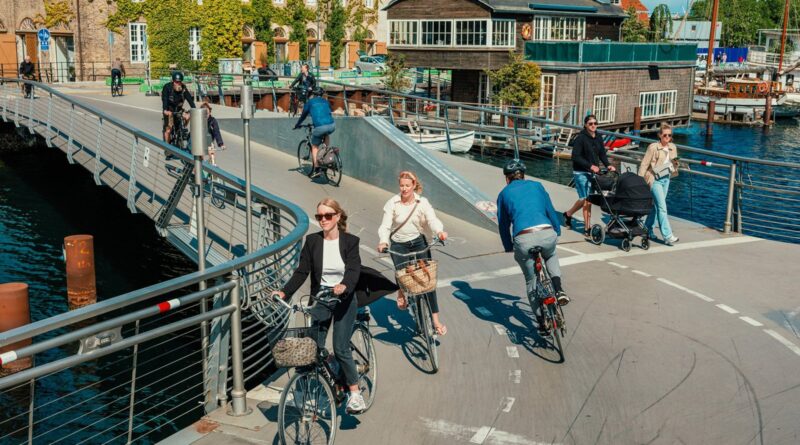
<box><xmin>369</xmin><ymin>296</ymin><xmax>439</xmax><ymax>374</ymax></box>
<box><xmin>259</xmin><ymin>393</ymin><xmax>362</xmax><ymax>444</ymax></box>
<box><xmin>450</xmin><ymin>281</ymin><xmax>562</xmax><ymax>364</ymax></box>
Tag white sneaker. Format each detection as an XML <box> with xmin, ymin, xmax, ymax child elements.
<box><xmin>665</xmin><ymin>235</ymin><xmax>679</xmax><ymax>246</ymax></box>
<box><xmin>346</xmin><ymin>392</ymin><xmax>366</xmax><ymax>414</ymax></box>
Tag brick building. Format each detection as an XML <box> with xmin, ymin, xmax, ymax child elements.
<box><xmin>384</xmin><ymin>0</ymin><xmax>696</xmax><ymax>131</ymax></box>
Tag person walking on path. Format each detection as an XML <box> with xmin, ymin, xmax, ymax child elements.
<box><xmin>377</xmin><ymin>171</ymin><xmax>449</xmax><ymax>336</ymax></box>
<box><xmin>201</xmin><ymin>103</ymin><xmax>225</xmax><ymax>165</ymax></box>
<box><xmin>563</xmin><ymin>115</ymin><xmax>615</xmax><ymax>236</ymax></box>
<box><xmin>19</xmin><ymin>56</ymin><xmax>35</xmax><ymax>98</ymax></box>
<box><xmin>638</xmin><ymin>124</ymin><xmax>679</xmax><ymax>246</ymax></box>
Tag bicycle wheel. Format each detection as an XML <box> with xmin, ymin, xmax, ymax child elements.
<box><xmin>547</xmin><ymin>303</ymin><xmax>564</xmax><ymax>361</ymax></box>
<box><xmin>419</xmin><ymin>296</ymin><xmax>439</xmax><ymax>373</ymax></box>
<box><xmin>297</xmin><ymin>140</ymin><xmax>312</xmax><ymax>176</ymax></box>
<box><xmin>289</xmin><ymin>97</ymin><xmax>298</xmax><ymax>117</ymax></box>
<box><xmin>278</xmin><ymin>371</ymin><xmax>337</xmax><ymax>445</ymax></box>
<box><xmin>325</xmin><ymin>152</ymin><xmax>343</xmax><ymax>186</ymax></box>
<box><xmin>350</xmin><ymin>324</ymin><xmax>377</xmax><ymax>411</ymax></box>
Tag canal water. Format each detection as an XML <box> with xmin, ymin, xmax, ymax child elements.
<box><xmin>466</xmin><ymin>120</ymin><xmax>800</xmax><ymax>241</ymax></box>
<box><xmin>0</xmin><ymin>126</ymin><xmax>198</xmax><ymax>443</ymax></box>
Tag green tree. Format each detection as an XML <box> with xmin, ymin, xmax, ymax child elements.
<box><xmin>105</xmin><ymin>0</ymin><xmax>146</xmax><ymax>35</ymax></box>
<box><xmin>322</xmin><ymin>0</ymin><xmax>347</xmax><ymax>68</ymax></box>
<box><xmin>250</xmin><ymin>0</ymin><xmax>277</xmax><ymax>64</ymax></box>
<box><xmin>686</xmin><ymin>0</ymin><xmax>782</xmax><ymax>47</ymax></box>
<box><xmin>621</xmin><ymin>7</ymin><xmax>649</xmax><ymax>42</ymax></box>
<box><xmin>347</xmin><ymin>1</ymin><xmax>378</xmax><ymax>51</ymax></box>
<box><xmin>649</xmin><ymin>4</ymin><xmax>673</xmax><ymax>41</ymax></box>
<box><xmin>486</xmin><ymin>52</ymin><xmax>541</xmax><ymax>107</ymax></box>
<box><xmin>199</xmin><ymin>0</ymin><xmax>243</xmax><ymax>70</ymax></box>
<box><xmin>35</xmin><ymin>1</ymin><xmax>75</xmax><ymax>29</ymax></box>
<box><xmin>383</xmin><ymin>54</ymin><xmax>411</xmax><ymax>92</ymax></box>
<box><xmin>282</xmin><ymin>0</ymin><xmax>314</xmax><ymax>60</ymax></box>
<box><xmin>147</xmin><ymin>0</ymin><xmax>194</xmax><ymax>70</ymax></box>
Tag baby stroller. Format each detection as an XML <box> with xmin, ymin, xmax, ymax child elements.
<box><xmin>587</xmin><ymin>171</ymin><xmax>653</xmax><ymax>251</ymax></box>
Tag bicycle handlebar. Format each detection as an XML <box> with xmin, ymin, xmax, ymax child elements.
<box><xmin>381</xmin><ymin>238</ymin><xmax>446</xmax><ymax>257</ymax></box>
<box><xmin>272</xmin><ymin>288</ymin><xmax>336</xmax><ymax>313</ymax></box>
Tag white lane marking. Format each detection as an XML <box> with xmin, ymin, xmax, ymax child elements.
<box><xmin>739</xmin><ymin>316</ymin><xmax>764</xmax><ymax>327</ymax></box>
<box><xmin>506</xmin><ymin>346</ymin><xmax>519</xmax><ymax>358</ymax></box>
<box><xmin>607</xmin><ymin>261</ymin><xmax>629</xmax><ymax>269</ymax></box>
<box><xmin>476</xmin><ymin>306</ymin><xmax>493</xmax><ymax>317</ymax></box>
<box><xmin>71</xmin><ymin>95</ymin><xmax>161</xmax><ymax>113</ymax></box>
<box><xmin>683</xmin><ymin>289</ymin><xmax>715</xmax><ymax>302</ymax></box>
<box><xmin>632</xmin><ymin>269</ymin><xmax>652</xmax><ymax>277</ymax></box>
<box><xmin>763</xmin><ymin>329</ymin><xmax>800</xmax><ymax>357</ymax></box>
<box><xmin>420</xmin><ymin>418</ymin><xmax>557</xmax><ymax>445</ymax></box>
<box><xmin>557</xmin><ymin>245</ymin><xmax>584</xmax><ymax>255</ymax></box>
<box><xmin>509</xmin><ymin>370</ymin><xmax>521</xmax><ymax>383</ymax></box>
<box><xmin>437</xmin><ymin>236</ymin><xmax>760</xmax><ymax>289</ymax></box>
<box><xmin>494</xmin><ymin>324</ymin><xmax>507</xmax><ymax>335</ymax></box>
<box><xmin>470</xmin><ymin>426</ymin><xmax>496</xmax><ymax>444</ymax></box>
<box><xmin>716</xmin><ymin>304</ymin><xmax>740</xmax><ymax>315</ymax></box>
<box><xmin>657</xmin><ymin>277</ymin><xmax>686</xmax><ymax>290</ymax></box>
<box><xmin>501</xmin><ymin>397</ymin><xmax>516</xmax><ymax>413</ymax></box>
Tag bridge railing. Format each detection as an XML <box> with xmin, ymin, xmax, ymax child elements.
<box><xmin>0</xmin><ymin>78</ymin><xmax>309</xmax><ymax>443</ymax></box>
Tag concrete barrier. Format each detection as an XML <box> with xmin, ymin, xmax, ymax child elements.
<box><xmin>218</xmin><ymin>115</ymin><xmax>497</xmax><ymax>231</ymax></box>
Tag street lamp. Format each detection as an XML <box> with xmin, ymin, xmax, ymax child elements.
<box><xmin>316</xmin><ymin>5</ymin><xmax>321</xmax><ymax>77</ymax></box>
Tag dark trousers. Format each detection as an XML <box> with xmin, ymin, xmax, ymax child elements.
<box><xmin>309</xmin><ymin>292</ymin><xmax>358</xmax><ymax>386</ymax></box>
<box><xmin>389</xmin><ymin>235</ymin><xmax>439</xmax><ymax>313</ymax></box>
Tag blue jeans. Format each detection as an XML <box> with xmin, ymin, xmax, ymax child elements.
<box><xmin>573</xmin><ymin>172</ymin><xmax>591</xmax><ymax>199</ymax></box>
<box><xmin>512</xmin><ymin>230</ymin><xmax>561</xmax><ymax>315</ymax></box>
<box><xmin>645</xmin><ymin>177</ymin><xmax>673</xmax><ymax>239</ymax></box>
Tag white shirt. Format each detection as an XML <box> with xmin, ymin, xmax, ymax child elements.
<box><xmin>320</xmin><ymin>237</ymin><xmax>345</xmax><ymax>287</ymax></box>
<box><xmin>378</xmin><ymin>193</ymin><xmax>445</xmax><ymax>245</ymax></box>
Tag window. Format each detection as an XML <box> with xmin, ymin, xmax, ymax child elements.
<box><xmin>540</xmin><ymin>74</ymin><xmax>556</xmax><ymax>119</ymax></box>
<box><xmin>492</xmin><ymin>20</ymin><xmax>515</xmax><ymax>47</ymax></box>
<box><xmin>189</xmin><ymin>27</ymin><xmax>202</xmax><ymax>61</ymax></box>
<box><xmin>454</xmin><ymin>20</ymin><xmax>487</xmax><ymax>46</ymax></box>
<box><xmin>639</xmin><ymin>90</ymin><xmax>677</xmax><ymax>118</ymax></box>
<box><xmin>364</xmin><ymin>0</ymin><xmax>373</xmax><ymax>7</ymax></box>
<box><xmin>129</xmin><ymin>23</ymin><xmax>147</xmax><ymax>63</ymax></box>
<box><xmin>610</xmin><ymin>0</ymin><xmax>620</xmax><ymax>3</ymax></box>
<box><xmin>533</xmin><ymin>16</ymin><xmax>585</xmax><ymax>41</ymax></box>
<box><xmin>421</xmin><ymin>20</ymin><xmax>451</xmax><ymax>46</ymax></box>
<box><xmin>389</xmin><ymin>20</ymin><xmax>418</xmax><ymax>46</ymax></box>
<box><xmin>307</xmin><ymin>0</ymin><xmax>316</xmax><ymax>4</ymax></box>
<box><xmin>593</xmin><ymin>94</ymin><xmax>617</xmax><ymax>124</ymax></box>
<box><xmin>273</xmin><ymin>0</ymin><xmax>284</xmax><ymax>3</ymax></box>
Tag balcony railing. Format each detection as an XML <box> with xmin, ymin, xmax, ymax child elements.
<box><xmin>525</xmin><ymin>42</ymin><xmax>698</xmax><ymax>65</ymax></box>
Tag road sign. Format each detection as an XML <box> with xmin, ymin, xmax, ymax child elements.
<box><xmin>38</xmin><ymin>28</ymin><xmax>50</xmax><ymax>51</ymax></box>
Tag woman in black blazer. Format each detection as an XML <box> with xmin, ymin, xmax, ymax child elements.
<box><xmin>273</xmin><ymin>198</ymin><xmax>366</xmax><ymax>414</ymax></box>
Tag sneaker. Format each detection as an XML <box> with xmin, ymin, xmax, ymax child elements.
<box><xmin>346</xmin><ymin>392</ymin><xmax>366</xmax><ymax>414</ymax></box>
<box><xmin>556</xmin><ymin>291</ymin><xmax>570</xmax><ymax>306</ymax></box>
<box><xmin>665</xmin><ymin>235</ymin><xmax>679</xmax><ymax>246</ymax></box>
<box><xmin>563</xmin><ymin>212</ymin><xmax>572</xmax><ymax>228</ymax></box>
<box><xmin>309</xmin><ymin>168</ymin><xmax>322</xmax><ymax>179</ymax></box>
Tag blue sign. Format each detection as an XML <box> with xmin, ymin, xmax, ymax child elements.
<box><xmin>38</xmin><ymin>28</ymin><xmax>50</xmax><ymax>51</ymax></box>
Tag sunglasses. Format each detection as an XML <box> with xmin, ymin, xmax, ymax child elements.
<box><xmin>661</xmin><ymin>134</ymin><xmax>673</xmax><ymax>138</ymax></box>
<box><xmin>314</xmin><ymin>212</ymin><xmax>338</xmax><ymax>221</ymax></box>
<box><xmin>586</xmin><ymin>122</ymin><xmax>598</xmax><ymax>126</ymax></box>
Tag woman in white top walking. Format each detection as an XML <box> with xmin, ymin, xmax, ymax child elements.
<box><xmin>377</xmin><ymin>171</ymin><xmax>449</xmax><ymax>335</ymax></box>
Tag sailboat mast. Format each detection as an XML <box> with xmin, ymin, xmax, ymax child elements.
<box><xmin>778</xmin><ymin>0</ymin><xmax>790</xmax><ymax>73</ymax></box>
<box><xmin>705</xmin><ymin>0</ymin><xmax>720</xmax><ymax>84</ymax></box>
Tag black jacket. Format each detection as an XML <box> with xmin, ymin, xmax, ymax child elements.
<box><xmin>571</xmin><ymin>129</ymin><xmax>610</xmax><ymax>173</ymax></box>
<box><xmin>19</xmin><ymin>62</ymin><xmax>35</xmax><ymax>78</ymax></box>
<box><xmin>161</xmin><ymin>82</ymin><xmax>196</xmax><ymax>112</ymax></box>
<box><xmin>290</xmin><ymin>72</ymin><xmax>316</xmax><ymax>92</ymax></box>
<box><xmin>282</xmin><ymin>231</ymin><xmax>361</xmax><ymax>298</ymax></box>
<box><xmin>354</xmin><ymin>266</ymin><xmax>398</xmax><ymax>308</ymax></box>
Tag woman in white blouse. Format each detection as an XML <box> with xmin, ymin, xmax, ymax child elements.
<box><xmin>377</xmin><ymin>171</ymin><xmax>449</xmax><ymax>335</ymax></box>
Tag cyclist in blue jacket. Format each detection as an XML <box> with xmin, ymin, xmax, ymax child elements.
<box><xmin>294</xmin><ymin>87</ymin><xmax>334</xmax><ymax>178</ymax></box>
<box><xmin>497</xmin><ymin>160</ymin><xmax>569</xmax><ymax>332</ymax></box>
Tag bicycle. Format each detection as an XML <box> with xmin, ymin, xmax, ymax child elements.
<box><xmin>167</xmin><ymin>110</ymin><xmax>190</xmax><ymax>153</ymax></box>
<box><xmin>383</xmin><ymin>239</ymin><xmax>445</xmax><ymax>373</ymax></box>
<box><xmin>295</xmin><ymin>124</ymin><xmax>343</xmax><ymax>186</ymax></box>
<box><xmin>289</xmin><ymin>87</ymin><xmax>306</xmax><ymax>117</ymax></box>
<box><xmin>272</xmin><ymin>291</ymin><xmax>377</xmax><ymax>445</ymax></box>
<box><xmin>528</xmin><ymin>246</ymin><xmax>567</xmax><ymax>362</ymax></box>
<box><xmin>111</xmin><ymin>75</ymin><xmax>124</xmax><ymax>97</ymax></box>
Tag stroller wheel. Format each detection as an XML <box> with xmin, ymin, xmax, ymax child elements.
<box><xmin>641</xmin><ymin>237</ymin><xmax>650</xmax><ymax>250</ymax></box>
<box><xmin>621</xmin><ymin>238</ymin><xmax>632</xmax><ymax>252</ymax></box>
<box><xmin>590</xmin><ymin>224</ymin><xmax>605</xmax><ymax>245</ymax></box>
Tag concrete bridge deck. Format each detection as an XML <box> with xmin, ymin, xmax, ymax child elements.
<box><xmin>56</xmin><ymin>85</ymin><xmax>800</xmax><ymax>445</ymax></box>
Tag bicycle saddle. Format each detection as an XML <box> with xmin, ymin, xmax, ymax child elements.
<box><xmin>528</xmin><ymin>246</ymin><xmax>544</xmax><ymax>256</ymax></box>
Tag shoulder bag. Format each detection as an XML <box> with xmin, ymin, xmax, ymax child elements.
<box><xmin>390</xmin><ymin>200</ymin><xmax>419</xmax><ymax>238</ymax></box>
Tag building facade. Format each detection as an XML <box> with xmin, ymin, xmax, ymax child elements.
<box><xmin>385</xmin><ymin>0</ymin><xmax>696</xmax><ymax>131</ymax></box>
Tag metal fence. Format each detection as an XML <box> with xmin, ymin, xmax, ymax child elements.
<box><xmin>0</xmin><ymin>77</ymin><xmax>309</xmax><ymax>443</ymax></box>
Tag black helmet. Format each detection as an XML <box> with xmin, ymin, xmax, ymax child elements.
<box><xmin>312</xmin><ymin>87</ymin><xmax>325</xmax><ymax>96</ymax></box>
<box><xmin>171</xmin><ymin>72</ymin><xmax>184</xmax><ymax>82</ymax></box>
<box><xmin>503</xmin><ymin>159</ymin><xmax>527</xmax><ymax>176</ymax></box>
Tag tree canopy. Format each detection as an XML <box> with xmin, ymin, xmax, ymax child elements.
<box><xmin>487</xmin><ymin>52</ymin><xmax>542</xmax><ymax>107</ymax></box>
<box><xmin>688</xmin><ymin>0</ymin><xmax>798</xmax><ymax>47</ymax></box>
<box><xmin>621</xmin><ymin>7</ymin><xmax>649</xmax><ymax>42</ymax></box>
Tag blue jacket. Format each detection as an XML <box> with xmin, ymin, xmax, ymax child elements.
<box><xmin>297</xmin><ymin>97</ymin><xmax>334</xmax><ymax>128</ymax></box>
<box><xmin>497</xmin><ymin>179</ymin><xmax>561</xmax><ymax>252</ymax></box>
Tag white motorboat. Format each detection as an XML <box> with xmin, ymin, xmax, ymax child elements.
<box><xmin>405</xmin><ymin>123</ymin><xmax>475</xmax><ymax>153</ymax></box>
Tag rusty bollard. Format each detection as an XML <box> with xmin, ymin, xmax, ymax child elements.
<box><xmin>64</xmin><ymin>235</ymin><xmax>97</xmax><ymax>309</ymax></box>
<box><xmin>0</xmin><ymin>283</ymin><xmax>33</xmax><ymax>376</ymax></box>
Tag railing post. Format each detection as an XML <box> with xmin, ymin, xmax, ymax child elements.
<box><xmin>724</xmin><ymin>161</ymin><xmax>737</xmax><ymax>234</ymax></box>
<box><xmin>2</xmin><ymin>81</ymin><xmax>7</xmax><ymax>122</ymax></box>
<box><xmin>94</xmin><ymin>118</ymin><xmax>104</xmax><ymax>185</ymax></box>
<box><xmin>443</xmin><ymin>105</ymin><xmax>453</xmax><ymax>155</ymax></box>
<box><xmin>67</xmin><ymin>104</ymin><xmax>75</xmax><ymax>164</ymax></box>
<box><xmin>228</xmin><ymin>276</ymin><xmax>251</xmax><ymax>416</ymax></box>
<box><xmin>512</xmin><ymin>116</ymin><xmax>520</xmax><ymax>160</ymax></box>
<box><xmin>127</xmin><ymin>136</ymin><xmax>139</xmax><ymax>213</ymax></box>
<box><xmin>127</xmin><ymin>320</ymin><xmax>140</xmax><ymax>443</ymax></box>
<box><xmin>241</xmin><ymin>85</ymin><xmax>254</xmax><ymax>253</ymax></box>
<box><xmin>343</xmin><ymin>84</ymin><xmax>350</xmax><ymax>117</ymax></box>
<box><xmin>388</xmin><ymin>95</ymin><xmax>395</xmax><ymax>125</ymax></box>
<box><xmin>14</xmin><ymin>85</ymin><xmax>20</xmax><ymax>127</ymax></box>
<box><xmin>28</xmin><ymin>378</ymin><xmax>34</xmax><ymax>444</ymax></box>
<box><xmin>28</xmin><ymin>85</ymin><xmax>34</xmax><ymax>134</ymax></box>
<box><xmin>46</xmin><ymin>93</ymin><xmax>53</xmax><ymax>147</ymax></box>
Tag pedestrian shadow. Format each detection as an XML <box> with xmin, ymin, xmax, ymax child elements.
<box><xmin>450</xmin><ymin>281</ymin><xmax>562</xmax><ymax>363</ymax></box>
<box><xmin>369</xmin><ymin>295</ymin><xmax>439</xmax><ymax>374</ymax></box>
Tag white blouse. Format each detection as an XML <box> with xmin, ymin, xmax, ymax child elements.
<box><xmin>378</xmin><ymin>193</ymin><xmax>445</xmax><ymax>245</ymax></box>
<box><xmin>320</xmin><ymin>237</ymin><xmax>345</xmax><ymax>287</ymax></box>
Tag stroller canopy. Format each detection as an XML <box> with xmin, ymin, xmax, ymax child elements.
<box><xmin>602</xmin><ymin>172</ymin><xmax>653</xmax><ymax>217</ymax></box>
<box><xmin>614</xmin><ymin>172</ymin><xmax>651</xmax><ymax>200</ymax></box>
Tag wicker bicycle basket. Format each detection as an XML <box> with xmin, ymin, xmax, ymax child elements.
<box><xmin>395</xmin><ymin>259</ymin><xmax>438</xmax><ymax>296</ymax></box>
<box><xmin>272</xmin><ymin>326</ymin><xmax>318</xmax><ymax>368</ymax></box>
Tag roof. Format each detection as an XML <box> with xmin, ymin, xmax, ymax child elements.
<box><xmin>384</xmin><ymin>0</ymin><xmax>627</xmax><ymax>18</ymax></box>
<box><xmin>620</xmin><ymin>0</ymin><xmax>648</xmax><ymax>22</ymax></box>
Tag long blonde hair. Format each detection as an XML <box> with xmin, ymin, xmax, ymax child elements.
<box><xmin>398</xmin><ymin>170</ymin><xmax>423</xmax><ymax>194</ymax></box>
<box><xmin>317</xmin><ymin>198</ymin><xmax>348</xmax><ymax>232</ymax></box>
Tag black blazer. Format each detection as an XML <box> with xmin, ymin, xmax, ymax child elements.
<box><xmin>282</xmin><ymin>231</ymin><xmax>361</xmax><ymax>298</ymax></box>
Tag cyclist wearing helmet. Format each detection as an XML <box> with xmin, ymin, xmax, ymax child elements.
<box><xmin>497</xmin><ymin>160</ymin><xmax>569</xmax><ymax>333</ymax></box>
<box><xmin>161</xmin><ymin>71</ymin><xmax>196</xmax><ymax>144</ymax></box>
<box><xmin>294</xmin><ymin>87</ymin><xmax>334</xmax><ymax>179</ymax></box>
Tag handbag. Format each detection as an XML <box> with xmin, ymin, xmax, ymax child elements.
<box><xmin>395</xmin><ymin>259</ymin><xmax>438</xmax><ymax>295</ymax></box>
<box><xmin>670</xmin><ymin>158</ymin><xmax>681</xmax><ymax>178</ymax></box>
<box><xmin>653</xmin><ymin>162</ymin><xmax>671</xmax><ymax>180</ymax></box>
<box><xmin>272</xmin><ymin>328</ymin><xmax>318</xmax><ymax>368</ymax></box>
